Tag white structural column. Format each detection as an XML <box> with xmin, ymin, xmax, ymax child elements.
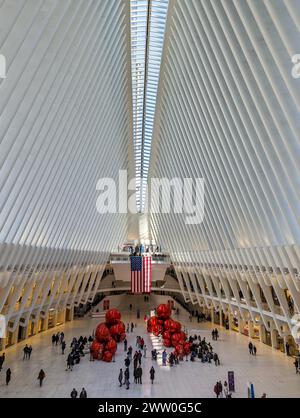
<box><xmin>0</xmin><ymin>0</ymin><xmax>133</xmax><ymax>342</ymax></box>
<box><xmin>149</xmin><ymin>0</ymin><xmax>300</xmax><ymax>344</ymax></box>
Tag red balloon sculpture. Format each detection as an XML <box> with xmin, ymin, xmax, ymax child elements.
<box><xmin>105</xmin><ymin>309</ymin><xmax>121</xmax><ymax>325</ymax></box>
<box><xmin>102</xmin><ymin>351</ymin><xmax>113</xmax><ymax>362</ymax></box>
<box><xmin>90</xmin><ymin>341</ymin><xmax>104</xmax><ymax>359</ymax></box>
<box><xmin>156</xmin><ymin>304</ymin><xmax>171</xmax><ymax>319</ymax></box>
<box><xmin>147</xmin><ymin>303</ymin><xmax>189</xmax><ymax>353</ymax></box>
<box><xmin>105</xmin><ymin>338</ymin><xmax>117</xmax><ymax>354</ymax></box>
<box><xmin>163</xmin><ymin>338</ymin><xmax>172</xmax><ymax>347</ymax></box>
<box><xmin>95</xmin><ymin>323</ymin><xmax>110</xmax><ymax>342</ymax></box>
<box><xmin>92</xmin><ymin>307</ymin><xmax>125</xmax><ymax>362</ymax></box>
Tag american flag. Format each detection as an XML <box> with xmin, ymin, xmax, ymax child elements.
<box><xmin>130</xmin><ymin>255</ymin><xmax>152</xmax><ymax>294</ymax></box>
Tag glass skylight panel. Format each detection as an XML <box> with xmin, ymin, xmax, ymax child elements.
<box><xmin>130</xmin><ymin>0</ymin><xmax>169</xmax><ymax>212</ymax></box>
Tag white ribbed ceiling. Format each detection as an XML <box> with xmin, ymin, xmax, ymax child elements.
<box><xmin>149</xmin><ymin>0</ymin><xmax>300</xmax><ymax>272</ymax></box>
<box><xmin>0</xmin><ymin>0</ymin><xmax>133</xmax><ymax>269</ymax></box>
<box><xmin>0</xmin><ymin>0</ymin><xmax>299</xmax><ymax>299</ymax></box>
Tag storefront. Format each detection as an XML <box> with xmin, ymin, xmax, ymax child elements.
<box><xmin>47</xmin><ymin>310</ymin><xmax>56</xmax><ymax>328</ymax></box>
<box><xmin>242</xmin><ymin>321</ymin><xmax>260</xmax><ymax>339</ymax></box>
<box><xmin>27</xmin><ymin>320</ymin><xmax>35</xmax><ymax>337</ymax></box>
<box><xmin>231</xmin><ymin>314</ymin><xmax>239</xmax><ymax>332</ymax></box>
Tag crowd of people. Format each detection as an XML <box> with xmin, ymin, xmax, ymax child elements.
<box><xmin>0</xmin><ymin>300</ymin><xmax>299</xmax><ymax>398</ymax></box>
<box><xmin>150</xmin><ymin>333</ymin><xmax>221</xmax><ymax>367</ymax></box>
<box><xmin>118</xmin><ymin>336</ymin><xmax>156</xmax><ymax>390</ymax></box>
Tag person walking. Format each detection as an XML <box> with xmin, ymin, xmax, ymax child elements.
<box><xmin>213</xmin><ymin>353</ymin><xmax>220</xmax><ymax>366</ymax></box>
<box><xmin>150</xmin><ymin>366</ymin><xmax>155</xmax><ymax>384</ymax></box>
<box><xmin>134</xmin><ymin>367</ymin><xmax>138</xmax><ymax>384</ymax></box>
<box><xmin>137</xmin><ymin>366</ymin><xmax>142</xmax><ymax>384</ymax></box>
<box><xmin>51</xmin><ymin>334</ymin><xmax>56</xmax><ymax>346</ymax></box>
<box><xmin>214</xmin><ymin>382</ymin><xmax>221</xmax><ymax>398</ymax></box>
<box><xmin>223</xmin><ymin>381</ymin><xmax>229</xmax><ymax>398</ymax></box>
<box><xmin>253</xmin><ymin>345</ymin><xmax>257</xmax><ymax>356</ymax></box>
<box><xmin>66</xmin><ymin>353</ymin><xmax>74</xmax><ymax>371</ymax></box>
<box><xmin>128</xmin><ymin>346</ymin><xmax>133</xmax><ymax>359</ymax></box>
<box><xmin>28</xmin><ymin>346</ymin><xmax>33</xmax><ymax>360</ymax></box>
<box><xmin>70</xmin><ymin>388</ymin><xmax>78</xmax><ymax>398</ymax></box>
<box><xmin>0</xmin><ymin>353</ymin><xmax>5</xmax><ymax>371</ymax></box>
<box><xmin>118</xmin><ymin>369</ymin><xmax>123</xmax><ymax>386</ymax></box>
<box><xmin>293</xmin><ymin>358</ymin><xmax>299</xmax><ymax>374</ymax></box>
<box><xmin>248</xmin><ymin>341</ymin><xmax>253</xmax><ymax>355</ymax></box>
<box><xmin>124</xmin><ymin>338</ymin><xmax>128</xmax><ymax>352</ymax></box>
<box><xmin>125</xmin><ymin>356</ymin><xmax>131</xmax><ymax>368</ymax></box>
<box><xmin>6</xmin><ymin>368</ymin><xmax>11</xmax><ymax>385</ymax></box>
<box><xmin>138</xmin><ymin>350</ymin><xmax>142</xmax><ymax>365</ymax></box>
<box><xmin>285</xmin><ymin>342</ymin><xmax>290</xmax><ymax>356</ymax></box>
<box><xmin>143</xmin><ymin>345</ymin><xmax>147</xmax><ymax>358</ymax></box>
<box><xmin>162</xmin><ymin>350</ymin><xmax>167</xmax><ymax>366</ymax></box>
<box><xmin>215</xmin><ymin>329</ymin><xmax>219</xmax><ymax>340</ymax></box>
<box><xmin>38</xmin><ymin>369</ymin><xmax>45</xmax><ymax>387</ymax></box>
<box><xmin>23</xmin><ymin>345</ymin><xmax>29</xmax><ymax>360</ymax></box>
<box><xmin>124</xmin><ymin>367</ymin><xmax>130</xmax><ymax>390</ymax></box>
<box><xmin>62</xmin><ymin>340</ymin><xmax>66</xmax><ymax>355</ymax></box>
<box><xmin>140</xmin><ymin>338</ymin><xmax>144</xmax><ymax>350</ymax></box>
<box><xmin>79</xmin><ymin>388</ymin><xmax>87</xmax><ymax>398</ymax></box>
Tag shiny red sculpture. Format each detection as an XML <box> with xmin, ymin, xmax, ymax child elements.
<box><xmin>184</xmin><ymin>342</ymin><xmax>192</xmax><ymax>354</ymax></box>
<box><xmin>163</xmin><ymin>330</ymin><xmax>171</xmax><ymax>340</ymax></box>
<box><xmin>92</xmin><ymin>305</ymin><xmax>126</xmax><ymax>362</ymax></box>
<box><xmin>163</xmin><ymin>338</ymin><xmax>172</xmax><ymax>347</ymax></box>
<box><xmin>171</xmin><ymin>332</ymin><xmax>182</xmax><ymax>346</ymax></box>
<box><xmin>110</xmin><ymin>321</ymin><xmax>126</xmax><ymax>341</ymax></box>
<box><xmin>105</xmin><ymin>338</ymin><xmax>117</xmax><ymax>354</ymax></box>
<box><xmin>164</xmin><ymin>318</ymin><xmax>175</xmax><ymax>330</ymax></box>
<box><xmin>146</xmin><ymin>303</ymin><xmax>189</xmax><ymax>352</ymax></box>
<box><xmin>156</xmin><ymin>304</ymin><xmax>171</xmax><ymax>319</ymax></box>
<box><xmin>105</xmin><ymin>309</ymin><xmax>121</xmax><ymax>325</ymax></box>
<box><xmin>147</xmin><ymin>316</ymin><xmax>158</xmax><ymax>330</ymax></box>
<box><xmin>95</xmin><ymin>323</ymin><xmax>110</xmax><ymax>342</ymax></box>
<box><xmin>173</xmin><ymin>321</ymin><xmax>182</xmax><ymax>332</ymax></box>
<box><xmin>102</xmin><ymin>351</ymin><xmax>113</xmax><ymax>362</ymax></box>
<box><xmin>90</xmin><ymin>341</ymin><xmax>104</xmax><ymax>359</ymax></box>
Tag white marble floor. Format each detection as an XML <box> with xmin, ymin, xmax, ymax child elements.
<box><xmin>0</xmin><ymin>295</ymin><xmax>299</xmax><ymax>398</ymax></box>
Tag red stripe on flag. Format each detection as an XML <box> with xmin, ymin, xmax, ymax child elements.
<box><xmin>142</xmin><ymin>256</ymin><xmax>152</xmax><ymax>293</ymax></box>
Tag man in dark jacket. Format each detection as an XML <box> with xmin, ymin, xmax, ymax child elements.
<box><xmin>150</xmin><ymin>366</ymin><xmax>155</xmax><ymax>384</ymax></box>
<box><xmin>124</xmin><ymin>367</ymin><xmax>130</xmax><ymax>389</ymax></box>
<box><xmin>0</xmin><ymin>353</ymin><xmax>5</xmax><ymax>371</ymax></box>
<box><xmin>6</xmin><ymin>368</ymin><xmax>11</xmax><ymax>385</ymax></box>
<box><xmin>118</xmin><ymin>369</ymin><xmax>123</xmax><ymax>386</ymax></box>
<box><xmin>70</xmin><ymin>388</ymin><xmax>78</xmax><ymax>398</ymax></box>
<box><xmin>137</xmin><ymin>366</ymin><xmax>142</xmax><ymax>384</ymax></box>
<box><xmin>79</xmin><ymin>388</ymin><xmax>87</xmax><ymax>398</ymax></box>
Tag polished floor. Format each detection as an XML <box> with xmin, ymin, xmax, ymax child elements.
<box><xmin>0</xmin><ymin>295</ymin><xmax>299</xmax><ymax>398</ymax></box>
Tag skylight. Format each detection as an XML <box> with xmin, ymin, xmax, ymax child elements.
<box><xmin>130</xmin><ymin>0</ymin><xmax>169</xmax><ymax>212</ymax></box>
